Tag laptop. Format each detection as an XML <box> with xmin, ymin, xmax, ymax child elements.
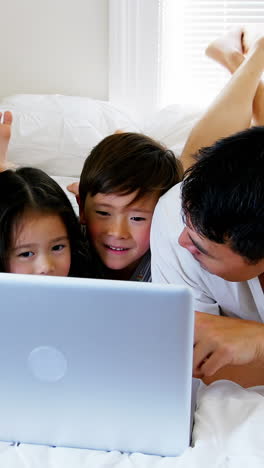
<box><xmin>0</xmin><ymin>272</ymin><xmax>196</xmax><ymax>457</ymax></box>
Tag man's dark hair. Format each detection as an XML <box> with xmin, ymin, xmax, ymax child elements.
<box><xmin>181</xmin><ymin>126</ymin><xmax>264</xmax><ymax>263</ymax></box>
<box><xmin>79</xmin><ymin>132</ymin><xmax>183</xmax><ymax>204</ymax></box>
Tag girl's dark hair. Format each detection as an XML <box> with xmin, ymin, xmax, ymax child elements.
<box><xmin>79</xmin><ymin>132</ymin><xmax>183</xmax><ymax>204</ymax></box>
<box><xmin>0</xmin><ymin>167</ymin><xmax>92</xmax><ymax>276</ymax></box>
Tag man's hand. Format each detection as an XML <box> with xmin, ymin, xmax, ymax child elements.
<box><xmin>193</xmin><ymin>312</ymin><xmax>264</xmax><ymax>378</ymax></box>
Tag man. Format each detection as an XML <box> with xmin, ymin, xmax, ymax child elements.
<box><xmin>151</xmin><ymin>127</ymin><xmax>264</xmax><ymax>387</ymax></box>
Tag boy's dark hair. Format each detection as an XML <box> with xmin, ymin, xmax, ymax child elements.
<box><xmin>181</xmin><ymin>126</ymin><xmax>264</xmax><ymax>263</ymax></box>
<box><xmin>79</xmin><ymin>132</ymin><xmax>183</xmax><ymax>204</ymax></box>
<box><xmin>0</xmin><ymin>167</ymin><xmax>91</xmax><ymax>276</ymax></box>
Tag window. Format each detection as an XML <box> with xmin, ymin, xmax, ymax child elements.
<box><xmin>160</xmin><ymin>0</ymin><xmax>264</xmax><ymax>107</ymax></box>
<box><xmin>109</xmin><ymin>0</ymin><xmax>264</xmax><ymax>119</ymax></box>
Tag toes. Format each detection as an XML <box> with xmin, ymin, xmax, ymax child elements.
<box><xmin>3</xmin><ymin>111</ymin><xmax>13</xmax><ymax>126</ymax></box>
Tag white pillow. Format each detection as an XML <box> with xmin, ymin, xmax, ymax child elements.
<box><xmin>0</xmin><ymin>94</ymin><xmax>140</xmax><ymax>177</ymax></box>
<box><xmin>143</xmin><ymin>103</ymin><xmax>203</xmax><ymax>157</ymax></box>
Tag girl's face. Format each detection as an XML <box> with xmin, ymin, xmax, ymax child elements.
<box><xmin>8</xmin><ymin>211</ymin><xmax>71</xmax><ymax>277</ymax></box>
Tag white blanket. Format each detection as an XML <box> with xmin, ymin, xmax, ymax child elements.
<box><xmin>0</xmin><ymin>380</ymin><xmax>263</xmax><ymax>468</ymax></box>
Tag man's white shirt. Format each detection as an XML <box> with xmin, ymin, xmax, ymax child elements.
<box><xmin>150</xmin><ymin>183</ymin><xmax>264</xmax><ymax>322</ymax></box>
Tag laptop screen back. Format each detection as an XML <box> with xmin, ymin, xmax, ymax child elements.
<box><xmin>0</xmin><ymin>273</ymin><xmax>194</xmax><ymax>456</ymax></box>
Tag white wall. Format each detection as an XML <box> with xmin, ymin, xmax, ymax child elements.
<box><xmin>109</xmin><ymin>0</ymin><xmax>161</xmax><ymax>123</ymax></box>
<box><xmin>0</xmin><ymin>0</ymin><xmax>108</xmax><ymax>99</ymax></box>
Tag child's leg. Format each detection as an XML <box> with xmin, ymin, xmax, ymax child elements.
<box><xmin>180</xmin><ymin>31</ymin><xmax>264</xmax><ymax>171</ymax></box>
<box><xmin>0</xmin><ymin>111</ymin><xmax>12</xmax><ymax>171</ymax></box>
<box><xmin>206</xmin><ymin>25</ymin><xmax>264</xmax><ymax>127</ymax></box>
<box><xmin>242</xmin><ymin>26</ymin><xmax>264</xmax><ymax>126</ymax></box>
<box><xmin>205</xmin><ymin>26</ymin><xmax>245</xmax><ymax>73</ymax></box>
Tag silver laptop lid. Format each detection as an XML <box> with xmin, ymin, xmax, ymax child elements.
<box><xmin>0</xmin><ymin>273</ymin><xmax>194</xmax><ymax>456</ymax></box>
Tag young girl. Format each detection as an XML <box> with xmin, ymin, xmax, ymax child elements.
<box><xmin>0</xmin><ymin>113</ymin><xmax>91</xmax><ymax>277</ymax></box>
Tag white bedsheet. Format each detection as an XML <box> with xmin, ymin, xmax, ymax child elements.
<box><xmin>0</xmin><ymin>380</ymin><xmax>263</xmax><ymax>468</ymax></box>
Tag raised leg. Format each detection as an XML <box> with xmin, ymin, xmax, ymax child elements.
<box><xmin>207</xmin><ymin>25</ymin><xmax>264</xmax><ymax>127</ymax></box>
<box><xmin>180</xmin><ymin>30</ymin><xmax>264</xmax><ymax>171</ymax></box>
<box><xmin>243</xmin><ymin>27</ymin><xmax>264</xmax><ymax>126</ymax></box>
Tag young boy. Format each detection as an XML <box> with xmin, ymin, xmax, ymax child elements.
<box><xmin>76</xmin><ymin>132</ymin><xmax>183</xmax><ymax>281</ymax></box>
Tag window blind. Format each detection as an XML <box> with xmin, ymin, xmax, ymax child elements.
<box><xmin>160</xmin><ymin>0</ymin><xmax>264</xmax><ymax>107</ymax></box>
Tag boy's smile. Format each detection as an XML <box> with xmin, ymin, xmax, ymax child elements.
<box><xmin>81</xmin><ymin>191</ymin><xmax>159</xmax><ymax>278</ymax></box>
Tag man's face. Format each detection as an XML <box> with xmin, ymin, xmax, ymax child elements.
<box><xmin>178</xmin><ymin>225</ymin><xmax>264</xmax><ymax>282</ymax></box>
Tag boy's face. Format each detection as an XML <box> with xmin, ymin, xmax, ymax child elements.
<box><xmin>80</xmin><ymin>191</ymin><xmax>159</xmax><ymax>277</ymax></box>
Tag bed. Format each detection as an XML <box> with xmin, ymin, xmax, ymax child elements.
<box><xmin>1</xmin><ymin>93</ymin><xmax>264</xmax><ymax>467</ymax></box>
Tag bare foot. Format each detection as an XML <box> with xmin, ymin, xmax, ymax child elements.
<box><xmin>67</xmin><ymin>181</ymin><xmax>79</xmax><ymax>196</ymax></box>
<box><xmin>241</xmin><ymin>26</ymin><xmax>264</xmax><ymax>127</ymax></box>
<box><xmin>205</xmin><ymin>27</ymin><xmax>245</xmax><ymax>73</ymax></box>
<box><xmin>0</xmin><ymin>111</ymin><xmax>13</xmax><ymax>171</ymax></box>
